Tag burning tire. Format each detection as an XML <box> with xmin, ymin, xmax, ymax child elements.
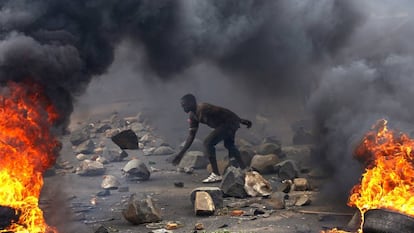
<box><xmin>363</xmin><ymin>209</ymin><xmax>414</xmax><ymax>233</ymax></box>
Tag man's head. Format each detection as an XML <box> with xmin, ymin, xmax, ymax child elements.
<box><xmin>180</xmin><ymin>93</ymin><xmax>197</xmax><ymax>113</ymax></box>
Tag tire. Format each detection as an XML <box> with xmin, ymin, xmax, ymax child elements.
<box><xmin>363</xmin><ymin>209</ymin><xmax>414</xmax><ymax>233</ymax></box>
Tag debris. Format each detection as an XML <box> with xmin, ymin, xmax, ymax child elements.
<box><xmin>111</xmin><ymin>129</ymin><xmax>139</xmax><ymax>149</ymax></box>
<box><xmin>194</xmin><ymin>191</ymin><xmax>215</xmax><ymax>216</ymax></box>
<box><xmin>244</xmin><ymin>171</ymin><xmax>272</xmax><ymax>197</ymax></box>
<box><xmin>101</xmin><ymin>175</ymin><xmax>120</xmax><ymax>190</ymax></box>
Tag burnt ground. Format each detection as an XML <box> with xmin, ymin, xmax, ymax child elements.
<box><xmin>39</xmin><ymin>101</ymin><xmax>358</xmax><ymax>233</ymax></box>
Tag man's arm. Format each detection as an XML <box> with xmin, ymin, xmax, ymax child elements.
<box><xmin>172</xmin><ymin>127</ymin><xmax>198</xmax><ymax>165</ymax></box>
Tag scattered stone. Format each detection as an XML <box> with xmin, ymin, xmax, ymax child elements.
<box><xmin>264</xmin><ymin>192</ymin><xmax>286</xmax><ymax>210</ymax></box>
<box><xmin>122</xmin><ymin>159</ymin><xmax>151</xmax><ymax>181</ymax></box>
<box><xmin>101</xmin><ymin>175</ymin><xmax>120</xmax><ymax>190</ymax></box>
<box><xmin>102</xmin><ymin>147</ymin><xmax>128</xmax><ymax>162</ymax></box>
<box><xmin>239</xmin><ymin>147</ymin><xmax>255</xmax><ymax>168</ymax></box>
<box><xmin>76</xmin><ymin>160</ymin><xmax>106</xmax><ymax>176</ymax></box>
<box><xmin>194</xmin><ymin>191</ymin><xmax>215</xmax><ymax>216</ymax></box>
<box><xmin>220</xmin><ymin>166</ymin><xmax>247</xmax><ymax>198</ymax></box>
<box><xmin>244</xmin><ymin>171</ymin><xmax>272</xmax><ymax>197</ymax></box>
<box><xmin>111</xmin><ymin>129</ymin><xmax>139</xmax><ymax>149</ymax></box>
<box><xmin>190</xmin><ymin>187</ymin><xmax>223</xmax><ymax>209</ymax></box>
<box><xmin>152</xmin><ymin>146</ymin><xmax>175</xmax><ymax>155</ymax></box>
<box><xmin>122</xmin><ymin>194</ymin><xmax>162</xmax><ymax>225</ymax></box>
<box><xmin>274</xmin><ymin>160</ymin><xmax>300</xmax><ymax>180</ymax></box>
<box><xmin>250</xmin><ymin>154</ymin><xmax>279</xmax><ymax>174</ymax></box>
<box><xmin>295</xmin><ymin>194</ymin><xmax>311</xmax><ymax>206</ymax></box>
<box><xmin>74</xmin><ymin>139</ymin><xmax>95</xmax><ymax>154</ymax></box>
<box><xmin>174</xmin><ymin>181</ymin><xmax>184</xmax><ymax>188</ymax></box>
<box><xmin>70</xmin><ymin>128</ymin><xmax>90</xmax><ymax>146</ymax></box>
<box><xmin>194</xmin><ymin>223</ymin><xmax>204</xmax><ymax>230</ymax></box>
<box><xmin>256</xmin><ymin>142</ymin><xmax>281</xmax><ymax>155</ymax></box>
<box><xmin>76</xmin><ymin>153</ymin><xmax>88</xmax><ymax>161</ymax></box>
<box><xmin>178</xmin><ymin>151</ymin><xmax>208</xmax><ymax>169</ymax></box>
<box><xmin>293</xmin><ymin>178</ymin><xmax>309</xmax><ymax>191</ymax></box>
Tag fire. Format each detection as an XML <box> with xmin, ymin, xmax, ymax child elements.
<box><xmin>348</xmin><ymin>119</ymin><xmax>414</xmax><ymax>230</ymax></box>
<box><xmin>0</xmin><ymin>81</ymin><xmax>60</xmax><ymax>233</ymax></box>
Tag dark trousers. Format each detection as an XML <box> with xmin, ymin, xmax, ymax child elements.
<box><xmin>203</xmin><ymin>126</ymin><xmax>246</xmax><ymax>175</ymax></box>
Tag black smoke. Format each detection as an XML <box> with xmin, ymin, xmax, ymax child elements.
<box><xmin>0</xmin><ymin>0</ymin><xmax>362</xmax><ymax>131</ymax></box>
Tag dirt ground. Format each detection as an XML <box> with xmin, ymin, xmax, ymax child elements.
<box><xmin>39</xmin><ymin>101</ymin><xmax>358</xmax><ymax>233</ymax></box>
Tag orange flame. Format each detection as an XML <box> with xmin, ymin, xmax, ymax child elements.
<box><xmin>0</xmin><ymin>81</ymin><xmax>60</xmax><ymax>233</ymax></box>
<box><xmin>348</xmin><ymin>119</ymin><xmax>414</xmax><ymax>231</ymax></box>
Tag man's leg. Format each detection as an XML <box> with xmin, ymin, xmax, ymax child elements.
<box><xmin>224</xmin><ymin>129</ymin><xmax>246</xmax><ymax>169</ymax></box>
<box><xmin>203</xmin><ymin>127</ymin><xmax>226</xmax><ymax>176</ymax></box>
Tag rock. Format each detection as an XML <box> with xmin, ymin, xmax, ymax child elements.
<box><xmin>74</xmin><ymin>139</ymin><xmax>95</xmax><ymax>154</ymax></box>
<box><xmin>111</xmin><ymin>129</ymin><xmax>139</xmax><ymax>149</ymax></box>
<box><xmin>244</xmin><ymin>171</ymin><xmax>272</xmax><ymax>197</ymax></box>
<box><xmin>274</xmin><ymin>160</ymin><xmax>300</xmax><ymax>180</ymax></box>
<box><xmin>122</xmin><ymin>159</ymin><xmax>150</xmax><ymax>181</ymax></box>
<box><xmin>239</xmin><ymin>147</ymin><xmax>255</xmax><ymax>168</ymax></box>
<box><xmin>101</xmin><ymin>175</ymin><xmax>120</xmax><ymax>190</ymax></box>
<box><xmin>250</xmin><ymin>154</ymin><xmax>279</xmax><ymax>174</ymax></box>
<box><xmin>293</xmin><ymin>178</ymin><xmax>309</xmax><ymax>191</ymax></box>
<box><xmin>76</xmin><ymin>153</ymin><xmax>88</xmax><ymax>161</ymax></box>
<box><xmin>220</xmin><ymin>166</ymin><xmax>247</xmax><ymax>198</ymax></box>
<box><xmin>76</xmin><ymin>160</ymin><xmax>106</xmax><ymax>176</ymax></box>
<box><xmin>194</xmin><ymin>191</ymin><xmax>215</xmax><ymax>216</ymax></box>
<box><xmin>190</xmin><ymin>187</ymin><xmax>223</xmax><ymax>209</ymax></box>
<box><xmin>70</xmin><ymin>128</ymin><xmax>90</xmax><ymax>146</ymax></box>
<box><xmin>264</xmin><ymin>192</ymin><xmax>286</xmax><ymax>210</ymax></box>
<box><xmin>102</xmin><ymin>147</ymin><xmax>128</xmax><ymax>162</ymax></box>
<box><xmin>152</xmin><ymin>146</ymin><xmax>175</xmax><ymax>155</ymax></box>
<box><xmin>122</xmin><ymin>194</ymin><xmax>161</xmax><ymax>225</ymax></box>
<box><xmin>178</xmin><ymin>151</ymin><xmax>208</xmax><ymax>169</ymax></box>
<box><xmin>256</xmin><ymin>142</ymin><xmax>281</xmax><ymax>155</ymax></box>
<box><xmin>295</xmin><ymin>194</ymin><xmax>311</xmax><ymax>206</ymax></box>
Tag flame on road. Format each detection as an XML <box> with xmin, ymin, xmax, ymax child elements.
<box><xmin>348</xmin><ymin>119</ymin><xmax>414</xmax><ymax>231</ymax></box>
<box><xmin>0</xmin><ymin>81</ymin><xmax>59</xmax><ymax>233</ymax></box>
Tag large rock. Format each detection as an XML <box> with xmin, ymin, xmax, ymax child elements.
<box><xmin>263</xmin><ymin>192</ymin><xmax>286</xmax><ymax>210</ymax></box>
<box><xmin>111</xmin><ymin>129</ymin><xmax>139</xmax><ymax>149</ymax></box>
<box><xmin>256</xmin><ymin>142</ymin><xmax>281</xmax><ymax>155</ymax></box>
<box><xmin>101</xmin><ymin>175</ymin><xmax>120</xmax><ymax>190</ymax></box>
<box><xmin>244</xmin><ymin>171</ymin><xmax>272</xmax><ymax>197</ymax></box>
<box><xmin>122</xmin><ymin>159</ymin><xmax>150</xmax><ymax>181</ymax></box>
<box><xmin>190</xmin><ymin>187</ymin><xmax>223</xmax><ymax>209</ymax></box>
<box><xmin>220</xmin><ymin>166</ymin><xmax>247</xmax><ymax>198</ymax></box>
<box><xmin>250</xmin><ymin>154</ymin><xmax>279</xmax><ymax>174</ymax></box>
<box><xmin>122</xmin><ymin>194</ymin><xmax>161</xmax><ymax>225</ymax></box>
<box><xmin>194</xmin><ymin>191</ymin><xmax>215</xmax><ymax>216</ymax></box>
<box><xmin>274</xmin><ymin>160</ymin><xmax>300</xmax><ymax>180</ymax></box>
<box><xmin>76</xmin><ymin>160</ymin><xmax>106</xmax><ymax>176</ymax></box>
<box><xmin>74</xmin><ymin>139</ymin><xmax>95</xmax><ymax>154</ymax></box>
<box><xmin>70</xmin><ymin>128</ymin><xmax>90</xmax><ymax>146</ymax></box>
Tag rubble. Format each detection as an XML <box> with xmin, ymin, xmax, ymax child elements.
<box><xmin>250</xmin><ymin>154</ymin><xmax>279</xmax><ymax>174</ymax></box>
<box><xmin>220</xmin><ymin>166</ymin><xmax>248</xmax><ymax>198</ymax></box>
<box><xmin>244</xmin><ymin>171</ymin><xmax>272</xmax><ymax>197</ymax></box>
<box><xmin>194</xmin><ymin>191</ymin><xmax>215</xmax><ymax>216</ymax></box>
<box><xmin>76</xmin><ymin>160</ymin><xmax>106</xmax><ymax>176</ymax></box>
<box><xmin>122</xmin><ymin>158</ymin><xmax>150</xmax><ymax>181</ymax></box>
<box><xmin>122</xmin><ymin>194</ymin><xmax>162</xmax><ymax>225</ymax></box>
<box><xmin>190</xmin><ymin>187</ymin><xmax>224</xmax><ymax>209</ymax></box>
<box><xmin>111</xmin><ymin>129</ymin><xmax>139</xmax><ymax>149</ymax></box>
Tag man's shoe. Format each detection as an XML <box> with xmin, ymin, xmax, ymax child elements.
<box><xmin>202</xmin><ymin>172</ymin><xmax>222</xmax><ymax>183</ymax></box>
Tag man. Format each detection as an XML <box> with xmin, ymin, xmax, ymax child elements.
<box><xmin>170</xmin><ymin>93</ymin><xmax>252</xmax><ymax>183</ymax></box>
